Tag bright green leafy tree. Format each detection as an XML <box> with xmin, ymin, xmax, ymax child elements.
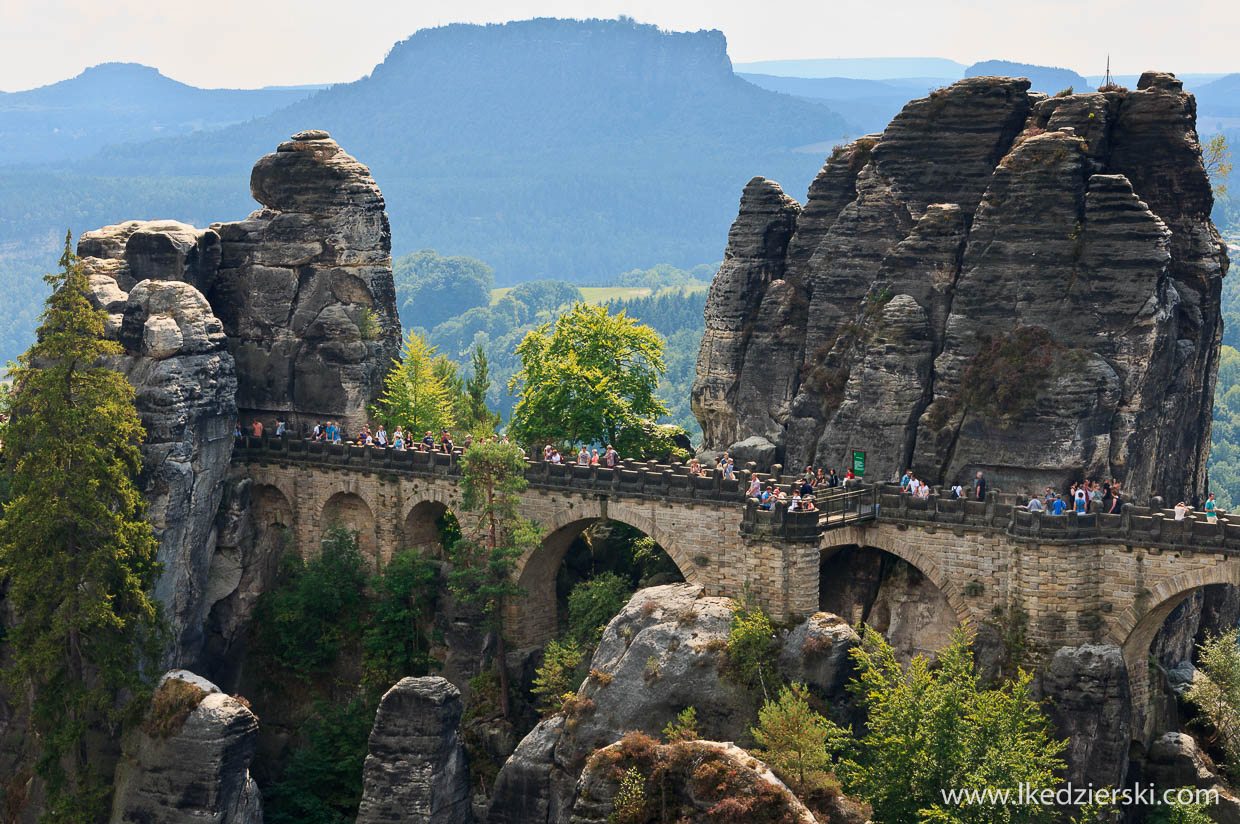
<box><xmin>508</xmin><ymin>303</ymin><xmax>666</xmax><ymax>454</ymax></box>
<box><xmin>446</xmin><ymin>440</ymin><xmax>539</xmax><ymax>718</ymax></box>
<box><xmin>0</xmin><ymin>233</ymin><xmax>163</xmax><ymax>821</ymax></box>
<box><xmin>374</xmin><ymin>330</ymin><xmax>455</xmax><ymax>436</ymax></box>
<box><xmin>839</xmin><ymin>625</ymin><xmax>1066</xmax><ymax>824</ymax></box>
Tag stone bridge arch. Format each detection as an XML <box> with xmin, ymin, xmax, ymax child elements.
<box><xmin>1110</xmin><ymin>557</ymin><xmax>1240</xmax><ymax>739</ymax></box>
<box><xmin>251</xmin><ymin>482</ymin><xmax>294</xmax><ymax>531</ymax></box>
<box><xmin>818</xmin><ymin>525</ymin><xmax>975</xmax><ymax>631</ymax></box>
<box><xmin>400</xmin><ymin>486</ymin><xmax>459</xmax><ymax>559</ymax></box>
<box><xmin>509</xmin><ymin>497</ymin><xmax>701</xmax><ymax>647</ymax></box>
<box><xmin>320</xmin><ymin>490</ymin><xmax>379</xmax><ymax>564</ymax></box>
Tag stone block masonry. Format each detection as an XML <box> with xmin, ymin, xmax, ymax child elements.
<box><xmin>236</xmin><ymin>441</ymin><xmax>1240</xmax><ymax>740</ymax></box>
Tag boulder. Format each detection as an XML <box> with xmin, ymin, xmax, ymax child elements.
<box><xmin>778</xmin><ymin>611</ymin><xmax>859</xmax><ymax>702</ymax></box>
<box><xmin>568</xmin><ymin>737</ymin><xmax>822</xmax><ymax>824</ymax></box>
<box><xmin>110</xmin><ymin>671</ymin><xmax>261</xmax><ymax>824</ymax></box>
<box><xmin>1146</xmin><ymin>733</ymin><xmax>1240</xmax><ymax>824</ymax></box>
<box><xmin>1043</xmin><ymin>644</ymin><xmax>1131</xmax><ymax>790</ymax></box>
<box><xmin>357</xmin><ymin>676</ymin><xmax>472</xmax><ymax>824</ymax></box>
<box><xmin>692</xmin><ymin>74</ymin><xmax>1227</xmax><ymax>503</ymax></box>
<box><xmin>488</xmin><ymin>585</ymin><xmax>757</xmax><ymax>822</ymax></box>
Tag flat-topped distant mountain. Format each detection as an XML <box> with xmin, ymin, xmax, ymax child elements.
<box><xmin>0</xmin><ymin>63</ymin><xmax>315</xmax><ymax>164</ymax></box>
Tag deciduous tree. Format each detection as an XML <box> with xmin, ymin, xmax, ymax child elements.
<box><xmin>839</xmin><ymin>625</ymin><xmax>1065</xmax><ymax>824</ymax></box>
<box><xmin>508</xmin><ymin>303</ymin><xmax>666</xmax><ymax>454</ymax></box>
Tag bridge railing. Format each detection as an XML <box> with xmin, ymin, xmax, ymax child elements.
<box><xmin>874</xmin><ymin>484</ymin><xmax>1239</xmax><ymax>552</ymax></box>
<box><xmin>739</xmin><ymin>499</ymin><xmax>822</xmax><ymax>542</ymax></box>
<box><xmin>232</xmin><ymin>436</ymin><xmax>753</xmax><ymax>506</ymax></box>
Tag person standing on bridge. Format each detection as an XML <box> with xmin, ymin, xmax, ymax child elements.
<box><xmin>251</xmin><ymin>419</ymin><xmax>263</xmax><ymax>438</ymax></box>
<box><xmin>826</xmin><ymin>469</ymin><xmax>839</xmax><ymax>488</ymax></box>
<box><xmin>1206</xmin><ymin>493</ymin><xmax>1219</xmax><ymax>523</ymax></box>
<box><xmin>974</xmin><ymin>471</ymin><xmax>986</xmax><ymax>501</ymax></box>
<box><xmin>605</xmin><ymin>445</ymin><xmax>618</xmax><ymax>468</ymax></box>
<box><xmin>577</xmin><ymin>446</ymin><xmax>589</xmax><ymax>466</ymax></box>
<box><xmin>1074</xmin><ymin>486</ymin><xmax>1088</xmax><ymax>515</ymax></box>
<box><xmin>723</xmin><ymin>457</ymin><xmax>735</xmax><ymax>480</ymax></box>
<box><xmin>747</xmin><ymin>475</ymin><xmax>762</xmax><ymax>498</ymax></box>
<box><xmin>900</xmin><ymin>469</ymin><xmax>912</xmax><ymax>492</ymax></box>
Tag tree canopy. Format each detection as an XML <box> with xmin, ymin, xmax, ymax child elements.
<box><xmin>837</xmin><ymin>625</ymin><xmax>1065</xmax><ymax>824</ymax></box>
<box><xmin>393</xmin><ymin>249</ymin><xmax>494</xmax><ymax>333</ymax></box>
<box><xmin>507</xmin><ymin>302</ymin><xmax>667</xmax><ymax>453</ymax></box>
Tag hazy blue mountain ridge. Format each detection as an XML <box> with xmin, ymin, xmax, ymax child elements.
<box><xmin>0</xmin><ymin>63</ymin><xmax>314</xmax><ymax>165</ymax></box>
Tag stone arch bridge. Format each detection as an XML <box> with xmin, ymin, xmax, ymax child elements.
<box><xmin>234</xmin><ymin>437</ymin><xmax>1240</xmax><ymax>737</ymax></box>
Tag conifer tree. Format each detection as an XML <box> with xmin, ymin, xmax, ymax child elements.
<box><xmin>446</xmin><ymin>440</ymin><xmax>537</xmax><ymax>718</ymax></box>
<box><xmin>373</xmin><ymin>330</ymin><xmax>455</xmax><ymax>436</ymax></box>
<box><xmin>0</xmin><ymin>232</ymin><xmax>162</xmax><ymax>822</ymax></box>
<box><xmin>463</xmin><ymin>344</ymin><xmax>500</xmax><ymax>433</ymax></box>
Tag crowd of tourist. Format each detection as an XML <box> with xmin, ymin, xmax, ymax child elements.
<box><xmin>235</xmin><ymin>418</ymin><xmax>1227</xmax><ymax>523</ymax></box>
<box><xmin>235</xmin><ymin>417</ymin><xmax>518</xmax><ymax>455</ymax></box>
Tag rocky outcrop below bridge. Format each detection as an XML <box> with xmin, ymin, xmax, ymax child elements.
<box><xmin>692</xmin><ymin>71</ymin><xmax>1228</xmax><ymax>504</ymax></box>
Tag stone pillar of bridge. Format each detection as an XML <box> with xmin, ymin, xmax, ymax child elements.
<box><xmin>735</xmin><ymin>501</ymin><xmax>822</xmax><ymax>622</ymax></box>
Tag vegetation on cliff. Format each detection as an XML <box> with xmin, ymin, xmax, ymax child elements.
<box><xmin>0</xmin><ymin>234</ymin><xmax>163</xmax><ymax>822</ymax></box>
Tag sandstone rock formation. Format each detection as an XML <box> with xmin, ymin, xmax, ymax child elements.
<box><xmin>1145</xmin><ymin>732</ymin><xmax>1240</xmax><ymax>823</ymax></box>
<box><xmin>211</xmin><ymin>130</ymin><xmax>401</xmax><ymax>435</ymax></box>
<box><xmin>76</xmin><ymin>238</ymin><xmax>239</xmax><ymax>667</ymax></box>
<box><xmin>76</xmin><ymin>131</ymin><xmax>401</xmax><ymax>668</ymax></box>
<box><xmin>692</xmin><ymin>72</ymin><xmax>1228</xmax><ymax>503</ymax></box>
<box><xmin>1043</xmin><ymin>644</ymin><xmax>1132</xmax><ymax>791</ymax></box>
<box><xmin>488</xmin><ymin>584</ymin><xmax>759</xmax><ymax>823</ymax></box>
<box><xmin>357</xmin><ymin>676</ymin><xmax>472</xmax><ymax>824</ymax></box>
<box><xmin>111</xmin><ymin>670</ymin><xmax>262</xmax><ymax>824</ymax></box>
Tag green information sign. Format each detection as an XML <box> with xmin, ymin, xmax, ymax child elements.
<box><xmin>852</xmin><ymin>450</ymin><xmax>866</xmax><ymax>475</ymax></box>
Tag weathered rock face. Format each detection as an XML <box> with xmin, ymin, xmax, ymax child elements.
<box><xmin>357</xmin><ymin>676</ymin><xmax>472</xmax><ymax>824</ymax></box>
<box><xmin>1042</xmin><ymin>645</ymin><xmax>1132</xmax><ymax>791</ymax></box>
<box><xmin>488</xmin><ymin>584</ymin><xmax>759</xmax><ymax>824</ymax></box>
<box><xmin>210</xmin><ymin>130</ymin><xmax>401</xmax><ymax>435</ymax></box>
<box><xmin>75</xmin><ymin>242</ymin><xmax>239</xmax><ymax>667</ymax></box>
<box><xmin>693</xmin><ymin>73</ymin><xmax>1227</xmax><ymax>503</ymax></box>
<box><xmin>1145</xmin><ymin>733</ymin><xmax>1240</xmax><ymax>824</ymax></box>
<box><xmin>110</xmin><ymin>670</ymin><xmax>262</xmax><ymax>824</ymax></box>
<box><xmin>76</xmin><ymin>131</ymin><xmax>401</xmax><ymax>667</ymax></box>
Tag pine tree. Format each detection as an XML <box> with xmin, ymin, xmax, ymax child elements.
<box><xmin>750</xmin><ymin>683</ymin><xmax>845</xmax><ymax>794</ymax></box>
<box><xmin>0</xmin><ymin>232</ymin><xmax>162</xmax><ymax>822</ymax></box>
<box><xmin>373</xmin><ymin>330</ymin><xmax>455</xmax><ymax>436</ymax></box>
<box><xmin>463</xmin><ymin>344</ymin><xmax>500</xmax><ymax>434</ymax></box>
<box><xmin>446</xmin><ymin>440</ymin><xmax>537</xmax><ymax>718</ymax></box>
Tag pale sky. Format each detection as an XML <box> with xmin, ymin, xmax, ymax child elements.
<box><xmin>2</xmin><ymin>0</ymin><xmax>1237</xmax><ymax>91</ymax></box>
